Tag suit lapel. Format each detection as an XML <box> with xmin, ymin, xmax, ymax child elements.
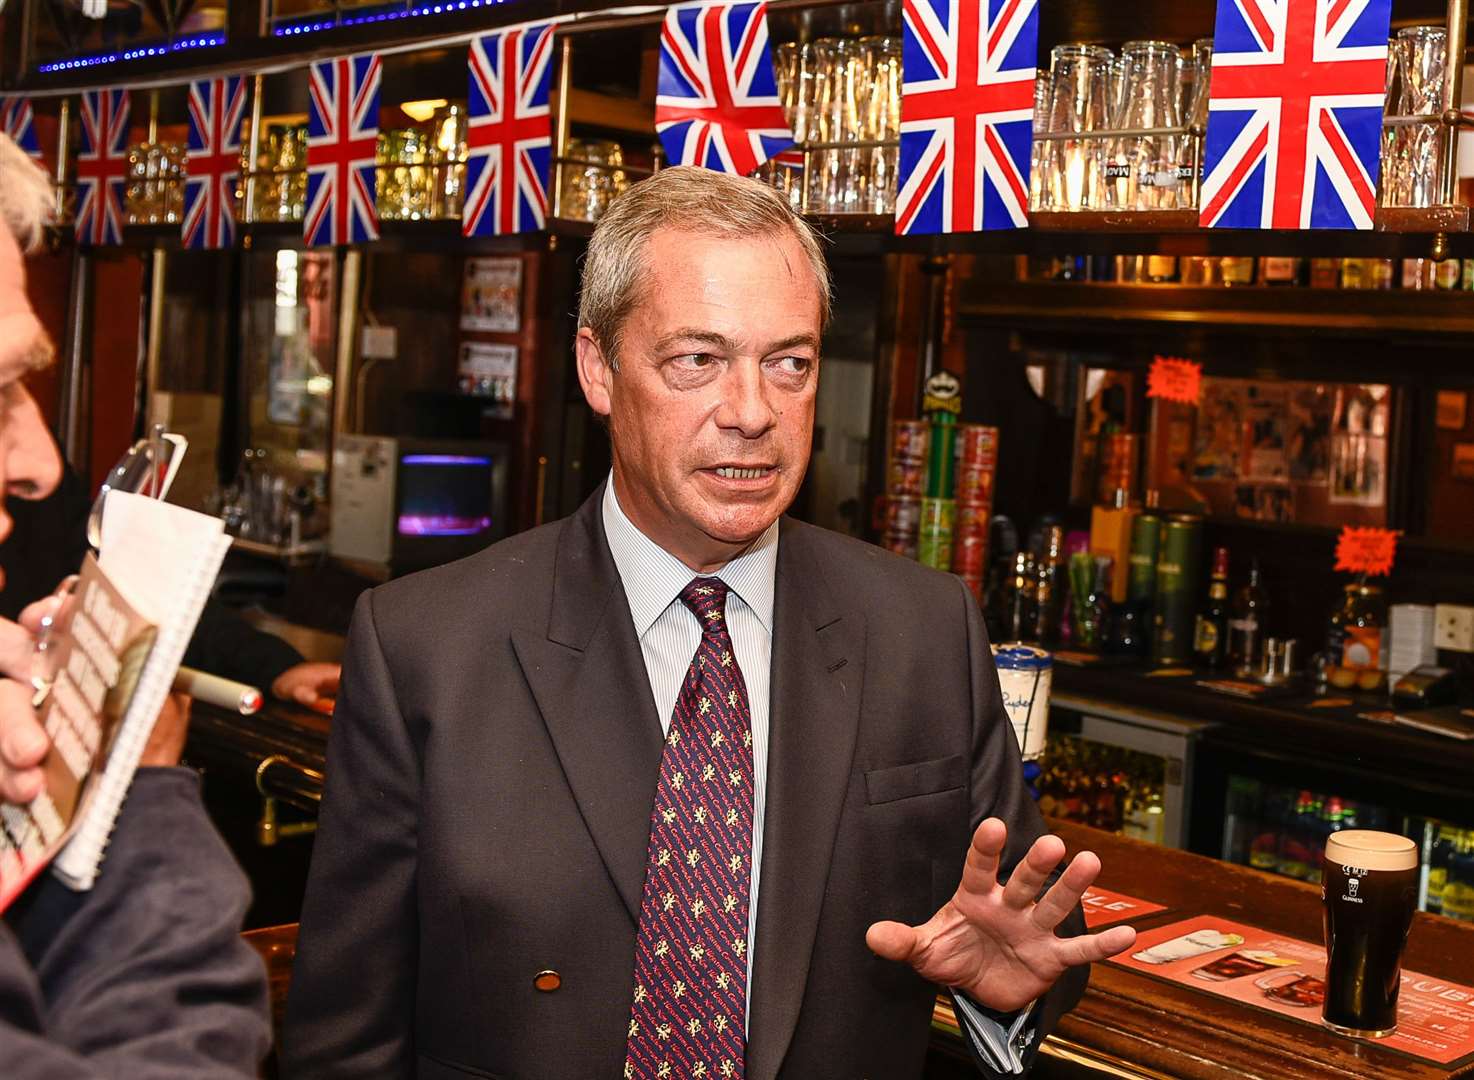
<box><xmin>746</xmin><ymin>521</ymin><xmax>866</xmax><ymax>1080</ymax></box>
<box><xmin>511</xmin><ymin>489</ymin><xmax>664</xmax><ymax>923</ymax></box>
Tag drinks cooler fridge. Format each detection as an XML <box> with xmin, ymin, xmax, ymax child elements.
<box><xmin>1191</xmin><ymin>728</ymin><xmax>1474</xmax><ymax>924</ymax></box>
<box><xmin>1040</xmin><ymin>694</ymin><xmax>1213</xmax><ymax>849</ymax></box>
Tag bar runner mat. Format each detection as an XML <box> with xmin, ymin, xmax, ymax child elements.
<box><xmin>1108</xmin><ymin>914</ymin><xmax>1474</xmax><ymax>1069</ymax></box>
<box><xmin>1080</xmin><ymin>887</ymin><xmax>1168</xmax><ymax>929</ymax></box>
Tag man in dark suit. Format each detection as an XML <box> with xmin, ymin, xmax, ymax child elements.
<box><xmin>285</xmin><ymin>166</ymin><xmax>1134</xmax><ymax>1079</ymax></box>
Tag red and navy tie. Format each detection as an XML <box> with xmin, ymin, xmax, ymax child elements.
<box><xmin>625</xmin><ymin>577</ymin><xmax>755</xmax><ymax>1080</ymax></box>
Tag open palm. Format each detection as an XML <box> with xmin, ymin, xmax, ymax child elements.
<box><xmin>866</xmin><ymin>817</ymin><xmax>1137</xmax><ymax>1012</ymax></box>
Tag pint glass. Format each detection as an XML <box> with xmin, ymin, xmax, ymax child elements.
<box><xmin>1321</xmin><ymin>830</ymin><xmax>1419</xmax><ymax>1038</ymax></box>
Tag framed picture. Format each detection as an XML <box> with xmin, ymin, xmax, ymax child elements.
<box><xmin>458</xmin><ymin>342</ymin><xmax>519</xmax><ymax>419</ymax></box>
<box><xmin>460</xmin><ymin>257</ymin><xmax>523</xmax><ymax>333</ymax></box>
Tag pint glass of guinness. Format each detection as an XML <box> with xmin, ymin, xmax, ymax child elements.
<box><xmin>1321</xmin><ymin>830</ymin><xmax>1419</xmax><ymax>1038</ymax></box>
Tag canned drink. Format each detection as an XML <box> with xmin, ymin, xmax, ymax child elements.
<box><xmin>960</xmin><ymin>574</ymin><xmax>984</xmax><ymax>605</ymax></box>
<box><xmin>954</xmin><ymin>424</ymin><xmax>999</xmax><ymax>465</ymax></box>
<box><xmin>918</xmin><ymin>497</ymin><xmax>955</xmax><ymax>570</ymax></box>
<box><xmin>882</xmin><ymin>531</ymin><xmax>918</xmax><ymax>560</ymax></box>
<box><xmin>891</xmin><ymin>420</ymin><xmax>930</xmax><ymax>462</ymax></box>
<box><xmin>1151</xmin><ymin>513</ymin><xmax>1203</xmax><ymax>664</ymax></box>
<box><xmin>1127</xmin><ymin>511</ymin><xmax>1161</xmax><ymax>605</ymax></box>
<box><xmin>991</xmin><ymin>644</ymin><xmax>1052</xmax><ymax>760</ymax></box>
<box><xmin>955</xmin><ymin>502</ymin><xmax>992</xmax><ymax>533</ymax></box>
<box><xmin>926</xmin><ymin>419</ymin><xmax>957</xmax><ymax>499</ymax></box>
<box><xmin>953</xmin><ymin>534</ymin><xmax>988</xmax><ymax>576</ymax></box>
<box><xmin>885</xmin><ymin>496</ymin><xmax>921</xmax><ymax>535</ymax></box>
<box><xmin>955</xmin><ymin>462</ymin><xmax>996</xmax><ymax>506</ymax></box>
<box><xmin>887</xmin><ymin>456</ymin><xmax>927</xmax><ymax>498</ymax></box>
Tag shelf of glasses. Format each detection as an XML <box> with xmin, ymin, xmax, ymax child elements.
<box><xmin>956</xmin><ymin>279</ymin><xmax>1474</xmax><ymax>339</ymax></box>
<box><xmin>1028</xmin><ymin>207</ymin><xmax>1471</xmax><ymax>235</ymax></box>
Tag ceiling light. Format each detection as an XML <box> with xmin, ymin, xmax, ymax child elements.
<box><xmin>400</xmin><ymin>98</ymin><xmax>448</xmax><ymax>122</ymax></box>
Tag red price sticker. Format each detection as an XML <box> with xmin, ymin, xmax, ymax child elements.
<box><xmin>1147</xmin><ymin>355</ymin><xmax>1203</xmax><ymax>405</ymax></box>
<box><xmin>1334</xmin><ymin>526</ymin><xmax>1399</xmax><ymax>577</ymax></box>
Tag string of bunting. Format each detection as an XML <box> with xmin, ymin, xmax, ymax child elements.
<box><xmin>2</xmin><ymin>0</ymin><xmax>1401</xmax><ymax>246</ymax></box>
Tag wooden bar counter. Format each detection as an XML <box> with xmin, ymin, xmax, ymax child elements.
<box><xmin>931</xmin><ymin>821</ymin><xmax>1474</xmax><ymax>1079</ymax></box>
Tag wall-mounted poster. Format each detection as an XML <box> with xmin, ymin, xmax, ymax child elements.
<box><xmin>458</xmin><ymin>342</ymin><xmax>518</xmax><ymax>419</ymax></box>
<box><xmin>460</xmin><ymin>257</ymin><xmax>523</xmax><ymax>333</ymax></box>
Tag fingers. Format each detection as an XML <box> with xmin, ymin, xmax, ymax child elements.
<box><xmin>1053</xmin><ymin>924</ymin><xmax>1138</xmax><ymax>969</ymax></box>
<box><xmin>1031</xmin><ymin>849</ymin><xmax>1103</xmax><ymax>932</ymax></box>
<box><xmin>19</xmin><ymin>592</ymin><xmax>65</xmax><ymax>637</ymax></box>
<box><xmin>865</xmin><ymin>920</ymin><xmax>920</xmax><ymax>964</ymax></box>
<box><xmin>0</xmin><ymin>617</ymin><xmax>34</xmax><ymax>681</ymax></box>
<box><xmin>960</xmin><ymin>817</ymin><xmax>1007</xmax><ymax>896</ymax></box>
<box><xmin>1001</xmin><ymin>832</ymin><xmax>1066</xmax><ymax>909</ymax></box>
<box><xmin>0</xmin><ymin>678</ymin><xmax>48</xmax><ymax>803</ymax></box>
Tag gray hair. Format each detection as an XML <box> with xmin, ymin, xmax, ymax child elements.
<box><xmin>0</xmin><ymin>133</ymin><xmax>53</xmax><ymax>253</ymax></box>
<box><xmin>577</xmin><ymin>166</ymin><xmax>831</xmax><ymax>367</ymax></box>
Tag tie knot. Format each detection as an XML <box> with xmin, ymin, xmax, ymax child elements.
<box><xmin>679</xmin><ymin>577</ymin><xmax>730</xmax><ymax>634</ymax></box>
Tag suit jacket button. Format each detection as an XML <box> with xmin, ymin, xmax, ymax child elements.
<box><xmin>534</xmin><ymin>970</ymin><xmax>562</xmax><ymax>992</ymax></box>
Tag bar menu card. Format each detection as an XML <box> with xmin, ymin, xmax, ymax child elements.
<box><xmin>1112</xmin><ymin>914</ymin><xmax>1474</xmax><ymax>1068</ymax></box>
<box><xmin>1080</xmin><ymin>886</ymin><xmax>1167</xmax><ymax>929</ymax></box>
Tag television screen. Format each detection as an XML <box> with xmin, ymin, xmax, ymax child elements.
<box><xmin>396</xmin><ymin>453</ymin><xmax>495</xmax><ymax>537</ymax></box>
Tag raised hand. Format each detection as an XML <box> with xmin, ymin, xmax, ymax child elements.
<box><xmin>865</xmin><ymin>817</ymin><xmax>1136</xmax><ymax>1012</ymax></box>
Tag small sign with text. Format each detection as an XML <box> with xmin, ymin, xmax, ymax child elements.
<box><xmin>1334</xmin><ymin>526</ymin><xmax>1399</xmax><ymax>577</ymax></box>
<box><xmin>1147</xmin><ymin>356</ymin><xmax>1203</xmax><ymax>406</ymax></box>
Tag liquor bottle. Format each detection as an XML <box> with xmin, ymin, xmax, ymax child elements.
<box><xmin>1401</xmin><ymin>258</ymin><xmax>1435</xmax><ymax>290</ymax></box>
<box><xmin>1220</xmin><ymin>256</ymin><xmax>1256</xmax><ymax>286</ymax></box>
<box><xmin>1340</xmin><ymin>258</ymin><xmax>1367</xmax><ymax>289</ymax></box>
<box><xmin>1259</xmin><ymin>257</ymin><xmax>1304</xmax><ymax>286</ymax></box>
<box><xmin>1228</xmin><ymin>558</ymin><xmax>1268</xmax><ymax>675</ymax></box>
<box><xmin>1033</xmin><ymin>526</ymin><xmax>1065</xmax><ymax>643</ymax></box>
<box><xmin>1435</xmin><ymin>258</ymin><xmax>1462</xmax><ymax>290</ymax></box>
<box><xmin>1309</xmin><ymin>259</ymin><xmax>1341</xmax><ymax>289</ymax></box>
<box><xmin>1193</xmin><ymin>546</ymin><xmax>1231</xmax><ymax>669</ymax></box>
<box><xmin>1002</xmin><ymin>550</ymin><xmax>1037</xmax><ymax>643</ymax></box>
<box><xmin>1145</xmin><ymin>255</ymin><xmax>1180</xmax><ymax>283</ymax></box>
<box><xmin>1369</xmin><ymin>258</ymin><xmax>1396</xmax><ymax>290</ymax></box>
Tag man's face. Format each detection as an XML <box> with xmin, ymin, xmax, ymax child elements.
<box><xmin>576</xmin><ymin>227</ymin><xmax>823</xmax><ymax>572</ymax></box>
<box><xmin>0</xmin><ymin>223</ymin><xmax>62</xmax><ymax>552</ymax></box>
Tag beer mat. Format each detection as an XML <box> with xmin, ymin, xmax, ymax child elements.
<box><xmin>1196</xmin><ymin>678</ymin><xmax>1300</xmax><ymax>700</ymax></box>
<box><xmin>1049</xmin><ymin>650</ymin><xmax>1137</xmax><ymax>668</ymax></box>
<box><xmin>1381</xmin><ymin>708</ymin><xmax>1474</xmax><ymax>741</ymax></box>
<box><xmin>1307</xmin><ymin>697</ymin><xmax>1356</xmax><ymax>709</ymax></box>
<box><xmin>1145</xmin><ymin>667</ymin><xmax>1194</xmax><ymax>678</ymax></box>
<box><xmin>1081</xmin><ymin>886</ymin><xmax>1168</xmax><ymax>929</ymax></box>
<box><xmin>1107</xmin><ymin>914</ymin><xmax>1474</xmax><ymax>1068</ymax></box>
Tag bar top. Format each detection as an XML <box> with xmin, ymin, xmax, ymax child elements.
<box><xmin>1017</xmin><ymin>821</ymin><xmax>1474</xmax><ymax>1079</ymax></box>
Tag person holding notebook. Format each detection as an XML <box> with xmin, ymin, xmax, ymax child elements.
<box><xmin>0</xmin><ymin>132</ymin><xmax>270</xmax><ymax>1077</ymax></box>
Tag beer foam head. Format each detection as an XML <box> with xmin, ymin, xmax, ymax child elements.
<box><xmin>1325</xmin><ymin>830</ymin><xmax>1418</xmax><ymax>872</ymax></box>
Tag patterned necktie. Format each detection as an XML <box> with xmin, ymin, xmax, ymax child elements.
<box><xmin>625</xmin><ymin>577</ymin><xmax>755</xmax><ymax>1080</ymax></box>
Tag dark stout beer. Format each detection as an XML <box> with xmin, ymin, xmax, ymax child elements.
<box><xmin>1321</xmin><ymin>830</ymin><xmax>1419</xmax><ymax>1038</ymax></box>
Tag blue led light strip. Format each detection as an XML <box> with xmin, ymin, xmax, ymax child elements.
<box><xmin>36</xmin><ymin>32</ymin><xmax>227</xmax><ymax>73</ymax></box>
<box><xmin>272</xmin><ymin>0</ymin><xmax>506</xmax><ymax>37</ymax></box>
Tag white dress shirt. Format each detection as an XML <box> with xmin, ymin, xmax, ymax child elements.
<box><xmin>602</xmin><ymin>479</ymin><xmax>1034</xmax><ymax>1071</ymax></box>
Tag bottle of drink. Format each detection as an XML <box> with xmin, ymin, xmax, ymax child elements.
<box><xmin>1228</xmin><ymin>559</ymin><xmax>1268</xmax><ymax>676</ymax></box>
<box><xmin>1259</xmin><ymin>256</ymin><xmax>1304</xmax><ymax>286</ymax></box>
<box><xmin>1194</xmin><ymin>546</ymin><xmax>1231</xmax><ymax>669</ymax></box>
<box><xmin>1003</xmin><ymin>550</ymin><xmax>1037</xmax><ymax>643</ymax></box>
<box><xmin>1033</xmin><ymin>526</ymin><xmax>1065</xmax><ymax>644</ymax></box>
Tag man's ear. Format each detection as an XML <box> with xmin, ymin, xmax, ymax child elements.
<box><xmin>575</xmin><ymin>328</ymin><xmax>613</xmax><ymax>418</ymax></box>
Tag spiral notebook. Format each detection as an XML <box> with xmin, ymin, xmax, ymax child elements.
<box><xmin>52</xmin><ymin>492</ymin><xmax>231</xmax><ymax>889</ymax></box>
<box><xmin>0</xmin><ymin>491</ymin><xmax>229</xmax><ymax>907</ymax></box>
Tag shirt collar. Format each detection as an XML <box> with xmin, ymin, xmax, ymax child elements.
<box><xmin>603</xmin><ymin>475</ymin><xmax>778</xmax><ymax>638</ymax></box>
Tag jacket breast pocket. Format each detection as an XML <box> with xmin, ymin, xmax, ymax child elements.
<box><xmin>864</xmin><ymin>754</ymin><xmax>967</xmax><ymax>806</ymax></box>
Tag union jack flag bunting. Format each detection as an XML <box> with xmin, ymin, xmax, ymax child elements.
<box><xmin>896</xmin><ymin>0</ymin><xmax>1038</xmax><ymax>235</ymax></box>
<box><xmin>655</xmin><ymin>1</ymin><xmax>793</xmax><ymax>176</ymax></box>
<box><xmin>463</xmin><ymin>21</ymin><xmax>556</xmax><ymax>237</ymax></box>
<box><xmin>1199</xmin><ymin>0</ymin><xmax>1391</xmax><ymax>230</ymax></box>
<box><xmin>75</xmin><ymin>89</ymin><xmax>131</xmax><ymax>247</ymax></box>
<box><xmin>1</xmin><ymin>97</ymin><xmax>42</xmax><ymax>161</ymax></box>
<box><xmin>183</xmin><ymin>77</ymin><xmax>247</xmax><ymax>250</ymax></box>
<box><xmin>305</xmin><ymin>53</ymin><xmax>382</xmax><ymax>246</ymax></box>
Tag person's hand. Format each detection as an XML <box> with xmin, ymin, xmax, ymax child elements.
<box><xmin>0</xmin><ymin>596</ymin><xmax>64</xmax><ymax>802</ymax></box>
<box><xmin>865</xmin><ymin>817</ymin><xmax>1137</xmax><ymax>1012</ymax></box>
<box><xmin>139</xmin><ymin>691</ymin><xmax>190</xmax><ymax>767</ymax></box>
<box><xmin>271</xmin><ymin>662</ymin><xmax>341</xmax><ymax>707</ymax></box>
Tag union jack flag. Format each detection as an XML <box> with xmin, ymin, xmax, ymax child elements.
<box><xmin>183</xmin><ymin>77</ymin><xmax>247</xmax><ymax>250</ymax></box>
<box><xmin>655</xmin><ymin>1</ymin><xmax>793</xmax><ymax>176</ymax></box>
<box><xmin>463</xmin><ymin>21</ymin><xmax>556</xmax><ymax>237</ymax></box>
<box><xmin>75</xmin><ymin>89</ymin><xmax>131</xmax><ymax>247</ymax></box>
<box><xmin>305</xmin><ymin>53</ymin><xmax>381</xmax><ymax>246</ymax></box>
<box><xmin>1199</xmin><ymin>0</ymin><xmax>1391</xmax><ymax>230</ymax></box>
<box><xmin>1</xmin><ymin>97</ymin><xmax>42</xmax><ymax>160</ymax></box>
<box><xmin>896</xmin><ymin>0</ymin><xmax>1038</xmax><ymax>235</ymax></box>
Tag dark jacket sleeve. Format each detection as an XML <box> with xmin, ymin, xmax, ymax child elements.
<box><xmin>183</xmin><ymin>598</ymin><xmax>306</xmax><ymax>692</ymax></box>
<box><xmin>2</xmin><ymin>768</ymin><xmax>270</xmax><ymax>1078</ymax></box>
<box><xmin>283</xmin><ymin>589</ymin><xmax>420</xmax><ymax>1077</ymax></box>
<box><xmin>958</xmin><ymin>575</ymin><xmax>1089</xmax><ymax>1074</ymax></box>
